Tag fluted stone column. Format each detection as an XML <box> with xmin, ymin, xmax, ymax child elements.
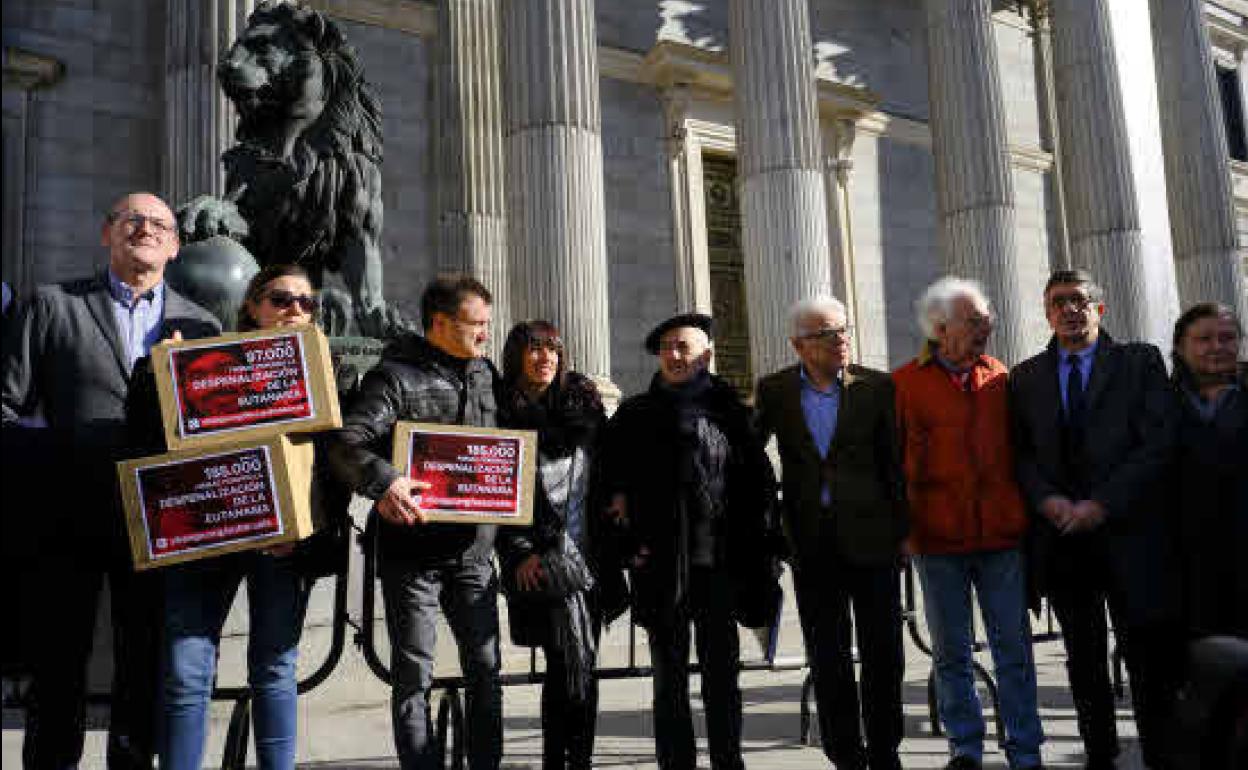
<box><xmin>1049</xmin><ymin>0</ymin><xmax>1150</xmax><ymax>339</ymax></box>
<box><xmin>164</xmin><ymin>0</ymin><xmax>254</xmax><ymax>204</ymax></box>
<box><xmin>923</xmin><ymin>0</ymin><xmax>1029</xmax><ymax>364</ymax></box>
<box><xmin>437</xmin><ymin>0</ymin><xmax>510</xmax><ymax>356</ymax></box>
<box><xmin>729</xmin><ymin>0</ymin><xmax>833</xmax><ymax>379</ymax></box>
<box><xmin>1149</xmin><ymin>0</ymin><xmax>1248</xmax><ymax>319</ymax></box>
<box><xmin>503</xmin><ymin>0</ymin><xmax>613</xmax><ymax>391</ymax></box>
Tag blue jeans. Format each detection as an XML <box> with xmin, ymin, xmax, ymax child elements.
<box><xmin>160</xmin><ymin>554</ymin><xmax>310</xmax><ymax>770</ymax></box>
<box><xmin>915</xmin><ymin>549</ymin><xmax>1044</xmax><ymax>768</ymax></box>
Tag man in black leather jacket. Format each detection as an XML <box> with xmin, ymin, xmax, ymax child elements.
<box><xmin>328</xmin><ymin>274</ymin><xmax>503</xmax><ymax>770</ymax></box>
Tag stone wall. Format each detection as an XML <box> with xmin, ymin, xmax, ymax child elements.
<box><xmin>3</xmin><ymin>0</ymin><xmax>167</xmax><ymax>285</ymax></box>
<box><xmin>600</xmin><ymin>78</ymin><xmax>676</xmax><ymax>396</ymax></box>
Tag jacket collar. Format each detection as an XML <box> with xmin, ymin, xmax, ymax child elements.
<box><xmin>1045</xmin><ymin>330</ymin><xmax>1118</xmax><ymax>410</ymax></box>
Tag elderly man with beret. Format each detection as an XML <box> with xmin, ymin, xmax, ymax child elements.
<box><xmin>602</xmin><ymin>313</ymin><xmax>783</xmax><ymax>770</ymax></box>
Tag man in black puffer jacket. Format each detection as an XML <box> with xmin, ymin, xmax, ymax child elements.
<box><xmin>601</xmin><ymin>313</ymin><xmax>784</xmax><ymax>770</ymax></box>
<box><xmin>328</xmin><ymin>274</ymin><xmax>502</xmax><ymax>770</ymax></box>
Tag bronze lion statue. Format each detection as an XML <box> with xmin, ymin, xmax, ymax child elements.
<box><xmin>179</xmin><ymin>1</ymin><xmax>398</xmax><ymax>337</ymax></box>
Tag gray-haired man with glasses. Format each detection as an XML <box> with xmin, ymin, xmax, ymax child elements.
<box><xmin>756</xmin><ymin>296</ymin><xmax>908</xmax><ymax>770</ymax></box>
<box><xmin>3</xmin><ymin>192</ymin><xmax>220</xmax><ymax>769</ymax></box>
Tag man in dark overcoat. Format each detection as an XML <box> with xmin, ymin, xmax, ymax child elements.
<box><xmin>2</xmin><ymin>192</ymin><xmax>220</xmax><ymax>769</ymax></box>
<box><xmin>1010</xmin><ymin>269</ymin><xmax>1182</xmax><ymax>770</ymax></box>
<box><xmin>755</xmin><ymin>295</ymin><xmax>908</xmax><ymax>770</ymax></box>
<box><xmin>601</xmin><ymin>313</ymin><xmax>783</xmax><ymax>770</ymax></box>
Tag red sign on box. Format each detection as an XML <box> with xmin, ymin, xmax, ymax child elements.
<box><xmin>394</xmin><ymin>423</ymin><xmax>536</xmax><ymax>525</ymax></box>
<box><xmin>134</xmin><ymin>446</ymin><xmax>284</xmax><ymax>560</ymax></box>
<box><xmin>169</xmin><ymin>333</ymin><xmax>315</xmax><ymax>438</ymax></box>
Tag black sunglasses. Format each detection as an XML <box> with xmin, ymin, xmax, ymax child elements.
<box><xmin>264</xmin><ymin>289</ymin><xmax>316</xmax><ymax>313</ymax></box>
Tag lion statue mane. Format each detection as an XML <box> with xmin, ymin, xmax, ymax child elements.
<box><xmin>179</xmin><ymin>0</ymin><xmax>398</xmax><ymax>337</ymax></box>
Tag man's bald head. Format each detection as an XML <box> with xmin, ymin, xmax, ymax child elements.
<box><xmin>100</xmin><ymin>192</ymin><xmax>180</xmax><ymax>291</ymax></box>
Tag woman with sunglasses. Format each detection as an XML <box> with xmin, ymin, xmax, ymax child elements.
<box><xmin>149</xmin><ymin>265</ymin><xmax>324</xmax><ymax>770</ymax></box>
<box><xmin>496</xmin><ymin>320</ymin><xmax>628</xmax><ymax>770</ymax></box>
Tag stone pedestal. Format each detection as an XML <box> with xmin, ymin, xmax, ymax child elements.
<box><xmin>729</xmin><ymin>0</ymin><xmax>832</xmax><ymax>378</ymax></box>
<box><xmin>923</xmin><ymin>0</ymin><xmax>1029</xmax><ymax>364</ymax></box>
<box><xmin>1148</xmin><ymin>0</ymin><xmax>1248</xmax><ymax>319</ymax></box>
<box><xmin>502</xmin><ymin>0</ymin><xmax>613</xmax><ymax>385</ymax></box>
<box><xmin>1050</xmin><ymin>0</ymin><xmax>1150</xmax><ymax>338</ymax></box>
<box><xmin>436</xmin><ymin>0</ymin><xmax>510</xmax><ymax>356</ymax></box>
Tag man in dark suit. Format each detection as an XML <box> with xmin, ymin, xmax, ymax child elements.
<box><xmin>2</xmin><ymin>192</ymin><xmax>220</xmax><ymax>769</ymax></box>
<box><xmin>1011</xmin><ymin>269</ymin><xmax>1181</xmax><ymax>770</ymax></box>
<box><xmin>756</xmin><ymin>296</ymin><xmax>908</xmax><ymax>770</ymax></box>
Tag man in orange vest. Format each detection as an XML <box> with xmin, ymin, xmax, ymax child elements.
<box><xmin>893</xmin><ymin>277</ymin><xmax>1043</xmax><ymax>770</ymax></box>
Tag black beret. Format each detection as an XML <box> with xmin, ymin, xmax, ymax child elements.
<box><xmin>644</xmin><ymin>312</ymin><xmax>714</xmax><ymax>354</ymax></box>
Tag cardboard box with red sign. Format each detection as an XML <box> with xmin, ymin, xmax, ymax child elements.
<box><xmin>392</xmin><ymin>422</ymin><xmax>537</xmax><ymax>526</ymax></box>
<box><xmin>116</xmin><ymin>434</ymin><xmax>319</xmax><ymax>570</ymax></box>
<box><xmin>151</xmin><ymin>324</ymin><xmax>340</xmax><ymax>451</ymax></box>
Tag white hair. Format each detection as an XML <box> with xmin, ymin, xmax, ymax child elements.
<box><xmin>789</xmin><ymin>295</ymin><xmax>848</xmax><ymax>337</ymax></box>
<box><xmin>916</xmin><ymin>276</ymin><xmax>992</xmax><ymax>340</ymax></box>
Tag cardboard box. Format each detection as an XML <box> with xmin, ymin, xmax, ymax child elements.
<box><xmin>152</xmin><ymin>324</ymin><xmax>341</xmax><ymax>451</ymax></box>
<box><xmin>117</xmin><ymin>434</ymin><xmax>318</xmax><ymax>570</ymax></box>
<box><xmin>392</xmin><ymin>422</ymin><xmax>537</xmax><ymax>526</ymax></box>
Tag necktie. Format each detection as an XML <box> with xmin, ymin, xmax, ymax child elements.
<box><xmin>1065</xmin><ymin>354</ymin><xmax>1085</xmax><ymax>428</ymax></box>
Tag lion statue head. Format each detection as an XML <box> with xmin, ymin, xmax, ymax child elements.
<box><xmin>179</xmin><ymin>0</ymin><xmax>393</xmax><ymax>336</ymax></box>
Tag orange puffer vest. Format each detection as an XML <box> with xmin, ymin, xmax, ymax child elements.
<box><xmin>892</xmin><ymin>348</ymin><xmax>1027</xmax><ymax>555</ymax></box>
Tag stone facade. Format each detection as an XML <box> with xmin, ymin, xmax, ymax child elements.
<box><xmin>4</xmin><ymin>0</ymin><xmax>1246</xmax><ymax>390</ymax></box>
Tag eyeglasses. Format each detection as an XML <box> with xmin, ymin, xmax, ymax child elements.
<box><xmin>528</xmin><ymin>339</ymin><xmax>563</xmax><ymax>353</ymax></box>
<box><xmin>453</xmin><ymin>316</ymin><xmax>491</xmax><ymax>331</ymax></box>
<box><xmin>1048</xmin><ymin>292</ymin><xmax>1093</xmax><ymax>311</ymax></box>
<box><xmin>109</xmin><ymin>211</ymin><xmax>176</xmax><ymax>238</ymax></box>
<box><xmin>658</xmin><ymin>340</ymin><xmax>702</xmax><ymax>355</ymax></box>
<box><xmin>264</xmin><ymin>289</ymin><xmax>316</xmax><ymax>313</ymax></box>
<box><xmin>798</xmin><ymin>325</ymin><xmax>854</xmax><ymax>342</ymax></box>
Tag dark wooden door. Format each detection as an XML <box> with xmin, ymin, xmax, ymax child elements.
<box><xmin>702</xmin><ymin>154</ymin><xmax>753</xmax><ymax>398</ymax></box>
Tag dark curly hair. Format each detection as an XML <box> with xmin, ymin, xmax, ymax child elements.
<box><xmin>501</xmin><ymin>320</ymin><xmax>567</xmax><ymax>393</ymax></box>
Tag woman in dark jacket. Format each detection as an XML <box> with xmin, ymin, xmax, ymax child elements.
<box><xmin>127</xmin><ymin>264</ymin><xmax>351</xmax><ymax>769</ymax></box>
<box><xmin>1170</xmin><ymin>302</ymin><xmax>1247</xmax><ymax>640</ymax></box>
<box><xmin>495</xmin><ymin>320</ymin><xmax>627</xmax><ymax>770</ymax></box>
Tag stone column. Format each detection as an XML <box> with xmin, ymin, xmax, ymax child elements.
<box><xmin>436</xmin><ymin>0</ymin><xmax>510</xmax><ymax>356</ymax></box>
<box><xmin>1148</xmin><ymin>0</ymin><xmax>1248</xmax><ymax>319</ymax></box>
<box><xmin>164</xmin><ymin>0</ymin><xmax>253</xmax><ymax>205</ymax></box>
<box><xmin>503</xmin><ymin>0</ymin><xmax>614</xmax><ymax>392</ymax></box>
<box><xmin>923</xmin><ymin>0</ymin><xmax>1029</xmax><ymax>364</ymax></box>
<box><xmin>729</xmin><ymin>0</ymin><xmax>833</xmax><ymax>379</ymax></box>
<box><xmin>1049</xmin><ymin>0</ymin><xmax>1150</xmax><ymax>339</ymax></box>
<box><xmin>821</xmin><ymin>117</ymin><xmax>862</xmax><ymax>355</ymax></box>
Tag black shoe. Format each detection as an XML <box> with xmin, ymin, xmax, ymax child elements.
<box><xmin>946</xmin><ymin>756</ymin><xmax>982</xmax><ymax>770</ymax></box>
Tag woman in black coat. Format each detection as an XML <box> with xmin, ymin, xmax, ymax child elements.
<box><xmin>1170</xmin><ymin>302</ymin><xmax>1248</xmax><ymax>640</ymax></box>
<box><xmin>495</xmin><ymin>320</ymin><xmax>628</xmax><ymax>770</ymax></box>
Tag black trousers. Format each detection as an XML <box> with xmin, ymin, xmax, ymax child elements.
<box><xmin>1046</xmin><ymin>534</ymin><xmax>1183</xmax><ymax>769</ymax></box>
<box><xmin>22</xmin><ymin>533</ymin><xmax>162</xmax><ymax>770</ymax></box>
<box><xmin>540</xmin><ymin>640</ymin><xmax>599</xmax><ymax>770</ymax></box>
<box><xmin>646</xmin><ymin>567</ymin><xmax>744</xmax><ymax>770</ymax></box>
<box><xmin>792</xmin><ymin>544</ymin><xmax>904</xmax><ymax>770</ymax></box>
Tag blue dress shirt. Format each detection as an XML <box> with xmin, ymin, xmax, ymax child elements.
<box><xmin>799</xmin><ymin>366</ymin><xmax>841</xmax><ymax>506</ymax></box>
<box><xmin>106</xmin><ymin>270</ymin><xmax>165</xmax><ymax>374</ymax></box>
<box><xmin>1057</xmin><ymin>339</ymin><xmax>1098</xmax><ymax>411</ymax></box>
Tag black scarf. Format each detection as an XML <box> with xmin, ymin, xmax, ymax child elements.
<box><xmin>502</xmin><ymin>372</ymin><xmax>603</xmax><ymax>458</ymax></box>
